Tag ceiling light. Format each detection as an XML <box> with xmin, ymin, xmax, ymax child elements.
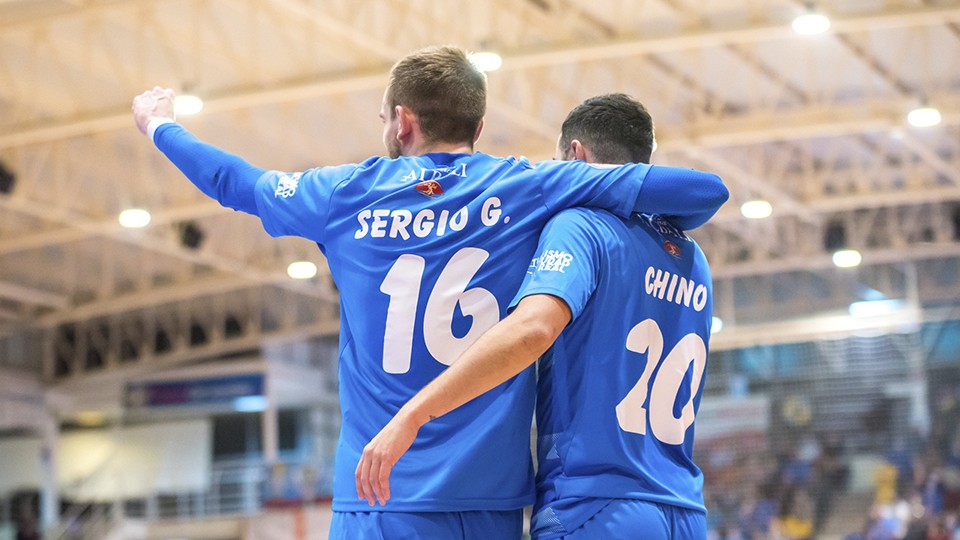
<box><xmin>174</xmin><ymin>94</ymin><xmax>204</xmax><ymax>116</ymax></box>
<box><xmin>119</xmin><ymin>208</ymin><xmax>151</xmax><ymax>228</ymax></box>
<box><xmin>907</xmin><ymin>106</ymin><xmax>941</xmax><ymax>128</ymax></box>
<box><xmin>740</xmin><ymin>200</ymin><xmax>773</xmax><ymax>219</ymax></box>
<box><xmin>792</xmin><ymin>12</ymin><xmax>830</xmax><ymax>35</ymax></box>
<box><xmin>711</xmin><ymin>317</ymin><xmax>723</xmax><ymax>334</ymax></box>
<box><xmin>287</xmin><ymin>261</ymin><xmax>317</xmax><ymax>279</ymax></box>
<box><xmin>469</xmin><ymin>51</ymin><xmax>503</xmax><ymax>72</ymax></box>
<box><xmin>832</xmin><ymin>249</ymin><xmax>862</xmax><ymax>268</ymax></box>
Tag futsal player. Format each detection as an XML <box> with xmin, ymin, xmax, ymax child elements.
<box><xmin>357</xmin><ymin>94</ymin><xmax>715</xmax><ymax>538</ymax></box>
<box><xmin>133</xmin><ymin>46</ymin><xmax>727</xmax><ymax>539</ymax></box>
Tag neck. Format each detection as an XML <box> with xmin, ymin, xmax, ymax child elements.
<box><xmin>408</xmin><ymin>140</ymin><xmax>474</xmax><ymax>156</ymax></box>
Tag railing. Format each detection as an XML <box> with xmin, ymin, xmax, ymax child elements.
<box><xmin>43</xmin><ymin>503</ymin><xmax>112</xmax><ymax>540</ymax></box>
<box><xmin>2</xmin><ymin>459</ymin><xmax>331</xmax><ymax>540</ymax></box>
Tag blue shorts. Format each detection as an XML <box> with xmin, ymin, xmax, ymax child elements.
<box><xmin>532</xmin><ymin>498</ymin><xmax>706</xmax><ymax>540</ymax></box>
<box><xmin>329</xmin><ymin>509</ymin><xmax>523</xmax><ymax>540</ymax></box>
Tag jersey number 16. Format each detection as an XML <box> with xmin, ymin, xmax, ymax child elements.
<box><xmin>379</xmin><ymin>248</ymin><xmax>499</xmax><ymax>374</ymax></box>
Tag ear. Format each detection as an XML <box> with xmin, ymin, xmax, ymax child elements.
<box><xmin>395</xmin><ymin>105</ymin><xmax>418</xmax><ymax>142</ymax></box>
<box><xmin>570</xmin><ymin>139</ymin><xmax>593</xmax><ymax>163</ymax></box>
<box><xmin>473</xmin><ymin>118</ymin><xmax>484</xmax><ymax>144</ymax></box>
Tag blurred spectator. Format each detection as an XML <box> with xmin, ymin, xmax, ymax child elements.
<box><xmin>875</xmin><ymin>462</ymin><xmax>899</xmax><ymax>506</ymax></box>
<box><xmin>814</xmin><ymin>432</ymin><xmax>850</xmax><ymax>535</ymax></box>
<box><xmin>15</xmin><ymin>513</ymin><xmax>39</xmax><ymax>540</ymax></box>
<box><xmin>776</xmin><ymin>489</ymin><xmax>814</xmax><ymax>540</ymax></box>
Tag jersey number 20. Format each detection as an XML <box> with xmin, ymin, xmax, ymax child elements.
<box><xmin>615</xmin><ymin>319</ymin><xmax>707</xmax><ymax>445</ymax></box>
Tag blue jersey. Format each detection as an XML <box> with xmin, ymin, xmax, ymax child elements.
<box><xmin>512</xmin><ymin>210</ymin><xmax>712</xmax><ymax>534</ymax></box>
<box><xmin>151</xmin><ymin>123</ymin><xmax>726</xmax><ymax>513</ymax></box>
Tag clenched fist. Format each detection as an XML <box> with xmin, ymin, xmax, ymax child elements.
<box><xmin>132</xmin><ymin>87</ymin><xmax>176</xmax><ymax>135</ymax></box>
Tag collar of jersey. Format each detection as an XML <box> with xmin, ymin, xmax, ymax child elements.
<box><xmin>421</xmin><ymin>152</ymin><xmax>472</xmax><ymax>167</ymax></box>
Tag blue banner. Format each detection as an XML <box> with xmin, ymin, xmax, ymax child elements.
<box><xmin>126</xmin><ymin>374</ymin><xmax>264</xmax><ymax>408</ymax></box>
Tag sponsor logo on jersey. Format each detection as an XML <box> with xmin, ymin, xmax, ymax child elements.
<box><xmin>664</xmin><ymin>240</ymin><xmax>682</xmax><ymax>257</ymax></box>
<box><xmin>274</xmin><ymin>172</ymin><xmax>302</xmax><ymax>199</ymax></box>
<box><xmin>415</xmin><ymin>180</ymin><xmax>444</xmax><ymax>198</ymax></box>
<box><xmin>536</xmin><ymin>249</ymin><xmax>573</xmax><ymax>273</ymax></box>
<box><xmin>649</xmin><ymin>214</ymin><xmax>686</xmax><ymax>240</ymax></box>
<box><xmin>402</xmin><ymin>163</ymin><xmax>467</xmax><ymax>185</ymax></box>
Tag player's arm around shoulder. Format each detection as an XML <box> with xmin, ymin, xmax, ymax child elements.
<box><xmin>638</xmin><ymin>165</ymin><xmax>729</xmax><ymax>230</ymax></box>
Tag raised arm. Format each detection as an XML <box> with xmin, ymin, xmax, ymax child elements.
<box><xmin>132</xmin><ymin>87</ymin><xmax>265</xmax><ymax>215</ymax></box>
<box><xmin>355</xmin><ymin>294</ymin><xmax>571</xmax><ymax>507</ymax></box>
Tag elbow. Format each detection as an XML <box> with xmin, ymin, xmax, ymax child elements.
<box><xmin>213</xmin><ymin>168</ymin><xmax>231</xmax><ymax>203</ymax></box>
<box><xmin>525</xmin><ymin>323</ymin><xmax>559</xmax><ymax>354</ymax></box>
<box><xmin>709</xmin><ymin>174</ymin><xmax>730</xmax><ymax>207</ymax></box>
<box><xmin>515</xmin><ymin>313</ymin><xmax>564</xmax><ymax>355</ymax></box>
<box><xmin>697</xmin><ymin>174</ymin><xmax>730</xmax><ymax>228</ymax></box>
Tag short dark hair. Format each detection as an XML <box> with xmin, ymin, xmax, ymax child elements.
<box><xmin>559</xmin><ymin>93</ymin><xmax>654</xmax><ymax>164</ymax></box>
<box><xmin>387</xmin><ymin>46</ymin><xmax>487</xmax><ymax>146</ymax></box>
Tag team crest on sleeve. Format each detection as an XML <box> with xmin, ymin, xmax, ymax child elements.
<box><xmin>274</xmin><ymin>173</ymin><xmax>302</xmax><ymax>199</ymax></box>
<box><xmin>536</xmin><ymin>249</ymin><xmax>574</xmax><ymax>273</ymax></box>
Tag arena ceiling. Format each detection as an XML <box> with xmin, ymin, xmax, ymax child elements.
<box><xmin>1</xmin><ymin>0</ymin><xmax>959</xmax><ymax>380</ymax></box>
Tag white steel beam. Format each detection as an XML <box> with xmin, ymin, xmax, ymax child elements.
<box><xmin>498</xmin><ymin>5</ymin><xmax>960</xmax><ymax>70</ymax></box>
<box><xmin>684</xmin><ymin>148</ymin><xmax>819</xmax><ymax>225</ymax></box>
<box><xmin>0</xmin><ymin>280</ymin><xmax>68</xmax><ymax>308</ymax></box>
<box><xmin>711</xmin><ymin>241</ymin><xmax>960</xmax><ymax>279</ymax></box>
<box><xmin>2</xmin><ymin>4</ymin><xmax>957</xmax><ymax>149</ymax></box>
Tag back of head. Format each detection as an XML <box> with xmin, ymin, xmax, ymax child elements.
<box><xmin>387</xmin><ymin>46</ymin><xmax>487</xmax><ymax>147</ymax></box>
<box><xmin>559</xmin><ymin>93</ymin><xmax>654</xmax><ymax>164</ymax></box>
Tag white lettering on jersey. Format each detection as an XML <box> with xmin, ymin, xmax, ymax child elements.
<box><xmin>526</xmin><ymin>257</ymin><xmax>538</xmax><ymax>275</ymax></box>
<box><xmin>354</xmin><ymin>196</ymin><xmax>505</xmax><ymax>240</ymax></box>
<box><xmin>644</xmin><ymin>265</ymin><xmax>707</xmax><ymax>312</ymax></box>
<box><xmin>389</xmin><ymin>209</ymin><xmax>413</xmax><ymax>240</ymax></box>
<box><xmin>369</xmin><ymin>209</ymin><xmax>390</xmax><ymax>238</ymax></box>
<box><xmin>536</xmin><ymin>249</ymin><xmax>573</xmax><ymax>273</ymax></box>
<box><xmin>274</xmin><ymin>173</ymin><xmax>302</xmax><ymax>198</ymax></box>
<box><xmin>400</xmin><ymin>163</ymin><xmax>468</xmax><ymax>184</ymax></box>
<box><xmin>480</xmin><ymin>197</ymin><xmax>502</xmax><ymax>226</ymax></box>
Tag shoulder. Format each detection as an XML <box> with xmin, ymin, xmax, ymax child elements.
<box><xmin>357</xmin><ymin>155</ymin><xmax>387</xmax><ymax>169</ymax></box>
<box><xmin>297</xmin><ymin>158</ymin><xmax>375</xmax><ymax>180</ymax></box>
<box><xmin>543</xmin><ymin>208</ymin><xmax>622</xmax><ymax>240</ymax></box>
<box><xmin>301</xmin><ymin>156</ymin><xmax>403</xmax><ymax>187</ymax></box>
<box><xmin>344</xmin><ymin>155</ymin><xmax>392</xmax><ymax>174</ymax></box>
<box><xmin>531</xmin><ymin>159</ymin><xmax>591</xmax><ymax>173</ymax></box>
<box><xmin>471</xmin><ymin>152</ymin><xmax>532</xmax><ymax>170</ymax></box>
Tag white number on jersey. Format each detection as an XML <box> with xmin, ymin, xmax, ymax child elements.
<box><xmin>615</xmin><ymin>318</ymin><xmax>707</xmax><ymax>445</ymax></box>
<box><xmin>379</xmin><ymin>247</ymin><xmax>500</xmax><ymax>374</ymax></box>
